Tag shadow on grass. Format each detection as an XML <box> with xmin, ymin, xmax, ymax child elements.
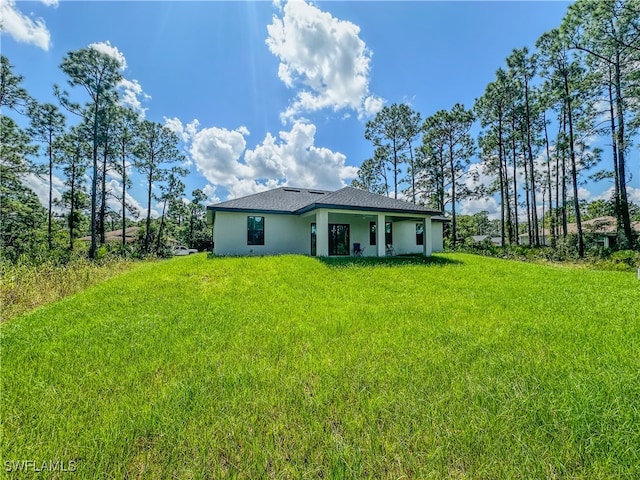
<box><xmin>316</xmin><ymin>254</ymin><xmax>462</xmax><ymax>269</ymax></box>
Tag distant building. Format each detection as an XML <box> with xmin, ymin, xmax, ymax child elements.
<box><xmin>519</xmin><ymin>216</ymin><xmax>640</xmax><ymax>248</ymax></box>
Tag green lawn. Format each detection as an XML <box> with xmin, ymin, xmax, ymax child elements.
<box><xmin>2</xmin><ymin>253</ymin><xmax>639</xmax><ymax>479</ymax></box>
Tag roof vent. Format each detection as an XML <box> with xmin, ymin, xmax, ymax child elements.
<box><xmin>309</xmin><ymin>190</ymin><xmax>326</xmax><ymax>195</ymax></box>
<box><xmin>283</xmin><ymin>188</ymin><xmax>301</xmax><ymax>193</ymax></box>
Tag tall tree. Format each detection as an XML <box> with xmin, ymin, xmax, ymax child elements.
<box><xmin>475</xmin><ymin>68</ymin><xmax>517</xmax><ymax>246</ymax></box>
<box><xmin>422</xmin><ymin>104</ymin><xmax>475</xmax><ymax>246</ymax></box>
<box><xmin>188</xmin><ymin>189</ymin><xmax>208</xmax><ymax>250</ymax></box>
<box><xmin>507</xmin><ymin>47</ymin><xmax>542</xmax><ymax>246</ymax></box>
<box><xmin>352</xmin><ymin>147</ymin><xmax>389</xmax><ymax>196</ymax></box>
<box><xmin>56</xmin><ymin>47</ymin><xmax>122</xmax><ymax>259</ymax></box>
<box><xmin>134</xmin><ymin>120</ymin><xmax>183</xmax><ymax>253</ymax></box>
<box><xmin>365</xmin><ymin>103</ymin><xmax>420</xmax><ymax>199</ymax></box>
<box><xmin>27</xmin><ymin>102</ymin><xmax>66</xmax><ymax>249</ymax></box>
<box><xmin>112</xmin><ymin>107</ymin><xmax>140</xmax><ymax>247</ymax></box>
<box><xmin>0</xmin><ymin>116</ymin><xmax>46</xmax><ymax>260</ymax></box>
<box><xmin>0</xmin><ymin>55</ymin><xmax>31</xmax><ymax>113</ymax></box>
<box><xmin>155</xmin><ymin>166</ymin><xmax>188</xmax><ymax>253</ymax></box>
<box><xmin>562</xmin><ymin>0</ymin><xmax>640</xmax><ymax>248</ymax></box>
<box><xmin>55</xmin><ymin>127</ymin><xmax>90</xmax><ymax>250</ymax></box>
<box><xmin>0</xmin><ymin>60</ymin><xmax>45</xmax><ymax>260</ymax></box>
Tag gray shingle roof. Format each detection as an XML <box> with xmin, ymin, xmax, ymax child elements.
<box><xmin>208</xmin><ymin>186</ymin><xmax>442</xmax><ymax>216</ymax></box>
<box><xmin>298</xmin><ymin>187</ymin><xmax>441</xmax><ymax>215</ymax></box>
<box><xmin>209</xmin><ymin>187</ymin><xmax>332</xmax><ymax>213</ymax></box>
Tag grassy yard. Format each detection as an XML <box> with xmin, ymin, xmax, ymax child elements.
<box><xmin>1</xmin><ymin>253</ymin><xmax>639</xmax><ymax>478</ymax></box>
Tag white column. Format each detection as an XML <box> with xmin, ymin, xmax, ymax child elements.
<box><xmin>377</xmin><ymin>213</ymin><xmax>386</xmax><ymax>257</ymax></box>
<box><xmin>423</xmin><ymin>216</ymin><xmax>432</xmax><ymax>257</ymax></box>
<box><xmin>316</xmin><ymin>209</ymin><xmax>329</xmax><ymax>256</ymax></box>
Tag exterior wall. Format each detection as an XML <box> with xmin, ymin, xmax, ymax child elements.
<box><xmin>326</xmin><ymin>213</ymin><xmax>376</xmax><ymax>256</ymax></box>
<box><xmin>393</xmin><ymin>220</ymin><xmax>423</xmax><ymax>255</ymax></box>
<box><xmin>214</xmin><ymin>212</ymin><xmax>312</xmax><ymax>255</ymax></box>
<box><xmin>213</xmin><ymin>209</ymin><xmax>445</xmax><ymax>256</ymax></box>
<box><xmin>431</xmin><ymin>222</ymin><xmax>444</xmax><ymax>252</ymax></box>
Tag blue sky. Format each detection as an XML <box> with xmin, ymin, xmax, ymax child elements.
<box><xmin>6</xmin><ymin>0</ymin><xmax>632</xmax><ymax>221</ymax></box>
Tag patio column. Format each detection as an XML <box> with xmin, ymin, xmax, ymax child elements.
<box><xmin>377</xmin><ymin>213</ymin><xmax>386</xmax><ymax>257</ymax></box>
<box><xmin>316</xmin><ymin>209</ymin><xmax>329</xmax><ymax>256</ymax></box>
<box><xmin>423</xmin><ymin>216</ymin><xmax>432</xmax><ymax>257</ymax></box>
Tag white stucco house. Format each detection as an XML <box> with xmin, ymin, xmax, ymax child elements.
<box><xmin>206</xmin><ymin>186</ymin><xmax>446</xmax><ymax>257</ymax></box>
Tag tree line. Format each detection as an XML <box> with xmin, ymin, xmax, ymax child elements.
<box><xmin>352</xmin><ymin>0</ymin><xmax>639</xmax><ymax>256</ymax></box>
<box><xmin>1</xmin><ymin>47</ymin><xmax>209</xmax><ymax>263</ymax></box>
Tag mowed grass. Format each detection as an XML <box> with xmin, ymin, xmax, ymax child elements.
<box><xmin>1</xmin><ymin>253</ymin><xmax>639</xmax><ymax>479</ymax></box>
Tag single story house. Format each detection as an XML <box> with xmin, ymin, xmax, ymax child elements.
<box><xmin>206</xmin><ymin>186</ymin><xmax>445</xmax><ymax>257</ymax></box>
<box><xmin>469</xmin><ymin>235</ymin><xmax>502</xmax><ymax>245</ymax></box>
<box><xmin>519</xmin><ymin>216</ymin><xmax>640</xmax><ymax>248</ymax></box>
<box><xmin>80</xmin><ymin>226</ymin><xmax>140</xmax><ymax>244</ymax></box>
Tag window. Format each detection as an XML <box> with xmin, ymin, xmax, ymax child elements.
<box><xmin>310</xmin><ymin>223</ymin><xmax>316</xmax><ymax>256</ymax></box>
<box><xmin>416</xmin><ymin>223</ymin><xmax>424</xmax><ymax>245</ymax></box>
<box><xmin>369</xmin><ymin>222</ymin><xmax>377</xmax><ymax>245</ymax></box>
<box><xmin>247</xmin><ymin>216</ymin><xmax>264</xmax><ymax>245</ymax></box>
<box><xmin>329</xmin><ymin>224</ymin><xmax>350</xmax><ymax>256</ymax></box>
<box><xmin>385</xmin><ymin>222</ymin><xmax>393</xmax><ymax>246</ymax></box>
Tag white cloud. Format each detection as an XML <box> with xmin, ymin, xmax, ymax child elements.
<box><xmin>190</xmin><ymin>125</ymin><xmax>251</xmax><ymax>186</ymax></box>
<box><xmin>0</xmin><ymin>0</ymin><xmax>51</xmax><ymax>50</ymax></box>
<box><xmin>105</xmin><ymin>178</ymin><xmax>142</xmax><ymax>219</ymax></box>
<box><xmin>86</xmin><ymin>42</ymin><xmax>150</xmax><ymax>118</ymax></box>
<box><xmin>266</xmin><ymin>0</ymin><xmax>383</xmax><ymax>122</ymax></box>
<box><xmin>39</xmin><ymin>0</ymin><xmax>58</xmax><ymax>6</ymax></box>
<box><xmin>181</xmin><ymin>118</ymin><xmax>356</xmax><ymax>201</ymax></box>
<box><xmin>202</xmin><ymin>185</ymin><xmax>220</xmax><ymax>205</ymax></box>
<box><xmin>23</xmin><ymin>173</ymin><xmax>65</xmax><ymax>213</ymax></box>
<box><xmin>164</xmin><ymin>117</ymin><xmax>201</xmax><ymax>145</ymax></box>
<box><xmin>460</xmin><ymin>197</ymin><xmax>500</xmax><ymax>220</ymax></box>
<box><xmin>117</xmin><ymin>78</ymin><xmax>151</xmax><ymax>117</ymax></box>
<box><xmin>89</xmin><ymin>41</ymin><xmax>127</xmax><ymax>70</ymax></box>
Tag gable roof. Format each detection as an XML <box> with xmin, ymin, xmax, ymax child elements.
<box><xmin>208</xmin><ymin>186</ymin><xmax>442</xmax><ymax>216</ymax></box>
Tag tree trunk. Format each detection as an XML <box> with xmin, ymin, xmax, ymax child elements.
<box><xmin>69</xmin><ymin>161</ymin><xmax>76</xmax><ymax>251</ymax></box>
<box><xmin>524</xmin><ymin>79</ymin><xmax>539</xmax><ymax>246</ymax></box>
<box><xmin>564</xmin><ymin>74</ymin><xmax>584</xmax><ymax>257</ymax></box>
<box><xmin>449</xmin><ymin>139</ymin><xmax>457</xmax><ymax>247</ymax></box>
<box><xmin>145</xmin><ymin>164</ymin><xmax>153</xmax><ymax>254</ymax></box>
<box><xmin>543</xmin><ymin>114</ymin><xmax>555</xmax><ymax>248</ymax></box>
<box><xmin>48</xmin><ymin>134</ymin><xmax>53</xmax><ymax>250</ymax></box>
<box><xmin>613</xmin><ymin>56</ymin><xmax>633</xmax><ymax>248</ymax></box>
<box><xmin>100</xmin><ymin>134</ymin><xmax>108</xmax><ymax>245</ymax></box>
<box><xmin>607</xmin><ymin>69</ymin><xmax>623</xmax><ymax>246</ymax></box>
<box><xmin>90</xmin><ymin>103</ymin><xmax>99</xmax><ymax>259</ymax></box>
<box><xmin>511</xmin><ymin>119</ymin><xmax>519</xmax><ymax>245</ymax></box>
<box><xmin>498</xmin><ymin>112</ymin><xmax>506</xmax><ymax>247</ymax></box>
<box><xmin>523</xmin><ymin>136</ymin><xmax>532</xmax><ymax>246</ymax></box>
<box><xmin>122</xmin><ymin>142</ymin><xmax>127</xmax><ymax>248</ymax></box>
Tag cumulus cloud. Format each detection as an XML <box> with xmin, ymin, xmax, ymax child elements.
<box><xmin>87</xmin><ymin>41</ymin><xmax>151</xmax><ymax>118</ymax></box>
<box><xmin>0</xmin><ymin>0</ymin><xmax>51</xmax><ymax>50</ymax></box>
<box><xmin>266</xmin><ymin>0</ymin><xmax>383</xmax><ymax>122</ymax></box>
<box><xmin>180</xmin><ymin>118</ymin><xmax>355</xmax><ymax>201</ymax></box>
<box><xmin>118</xmin><ymin>78</ymin><xmax>151</xmax><ymax>117</ymax></box>
<box><xmin>460</xmin><ymin>197</ymin><xmax>501</xmax><ymax>220</ymax></box>
<box><xmin>190</xmin><ymin>125</ymin><xmax>251</xmax><ymax>186</ymax></box>
<box><xmin>89</xmin><ymin>41</ymin><xmax>127</xmax><ymax>70</ymax></box>
<box><xmin>23</xmin><ymin>173</ymin><xmax>65</xmax><ymax>213</ymax></box>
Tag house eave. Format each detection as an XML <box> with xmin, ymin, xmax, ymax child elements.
<box><xmin>207</xmin><ymin>206</ymin><xmax>294</xmax><ymax>215</ymax></box>
<box><xmin>295</xmin><ymin>203</ymin><xmax>441</xmax><ymax>216</ymax></box>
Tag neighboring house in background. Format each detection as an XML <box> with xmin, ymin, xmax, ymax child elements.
<box><xmin>519</xmin><ymin>216</ymin><xmax>640</xmax><ymax>248</ymax></box>
<box><xmin>206</xmin><ymin>186</ymin><xmax>445</xmax><ymax>257</ymax></box>
<box><xmin>469</xmin><ymin>235</ymin><xmax>502</xmax><ymax>246</ymax></box>
<box><xmin>80</xmin><ymin>227</ymin><xmax>180</xmax><ymax>247</ymax></box>
<box><xmin>80</xmin><ymin>227</ymin><xmax>140</xmax><ymax>244</ymax></box>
